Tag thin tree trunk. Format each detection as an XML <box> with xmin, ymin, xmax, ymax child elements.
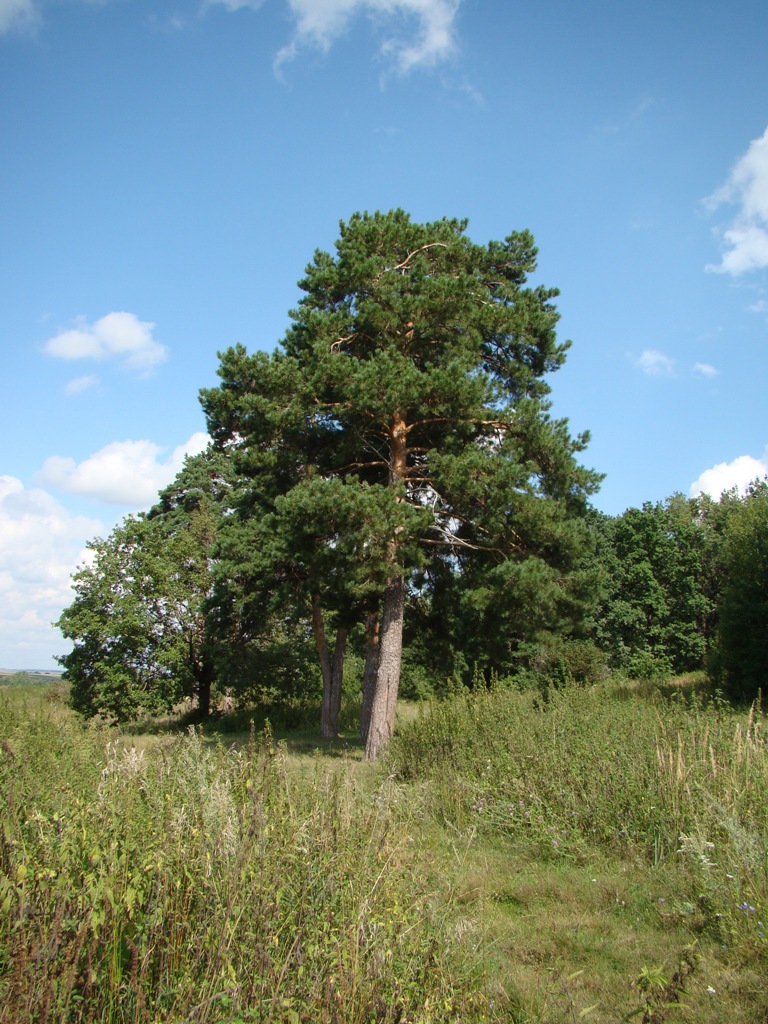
<box><xmin>330</xmin><ymin>625</ymin><xmax>348</xmax><ymax>732</ymax></box>
<box><xmin>365</xmin><ymin>574</ymin><xmax>405</xmax><ymax>761</ymax></box>
<box><xmin>312</xmin><ymin>594</ymin><xmax>336</xmax><ymax>739</ymax></box>
<box><xmin>360</xmin><ymin>608</ymin><xmax>380</xmax><ymax>742</ymax></box>
<box><xmin>196</xmin><ymin>661</ymin><xmax>213</xmax><ymax>720</ymax></box>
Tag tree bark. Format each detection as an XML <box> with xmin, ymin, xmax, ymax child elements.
<box><xmin>360</xmin><ymin>608</ymin><xmax>380</xmax><ymax>742</ymax></box>
<box><xmin>196</xmin><ymin>660</ymin><xmax>213</xmax><ymax>720</ymax></box>
<box><xmin>313</xmin><ymin>594</ymin><xmax>336</xmax><ymax>738</ymax></box>
<box><xmin>365</xmin><ymin>574</ymin><xmax>405</xmax><ymax>761</ymax></box>
<box><xmin>365</xmin><ymin>412</ymin><xmax>409</xmax><ymax>761</ymax></box>
<box><xmin>330</xmin><ymin>625</ymin><xmax>348</xmax><ymax>732</ymax></box>
<box><xmin>313</xmin><ymin>594</ymin><xmax>347</xmax><ymax>738</ymax></box>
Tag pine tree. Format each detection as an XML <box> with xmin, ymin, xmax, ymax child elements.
<box><xmin>202</xmin><ymin>210</ymin><xmax>601</xmax><ymax>757</ymax></box>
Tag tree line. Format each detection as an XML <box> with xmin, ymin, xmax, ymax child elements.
<box><xmin>56</xmin><ymin>211</ymin><xmax>768</xmax><ymax>756</ymax></box>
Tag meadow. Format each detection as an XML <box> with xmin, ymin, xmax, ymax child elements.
<box><xmin>1</xmin><ymin>676</ymin><xmax>766</xmax><ymax>1023</ymax></box>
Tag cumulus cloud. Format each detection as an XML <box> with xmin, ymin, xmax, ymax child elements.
<box><xmin>706</xmin><ymin>126</ymin><xmax>768</xmax><ymax>275</ymax></box>
<box><xmin>690</xmin><ymin>448</ymin><xmax>768</xmax><ymax>500</ymax></box>
<box><xmin>0</xmin><ymin>475</ymin><xmax>102</xmax><ymax>669</ymax></box>
<box><xmin>44</xmin><ymin>312</ymin><xmax>168</xmax><ymax>376</ymax></box>
<box><xmin>38</xmin><ymin>432</ymin><xmax>210</xmax><ymax>508</ymax></box>
<box><xmin>0</xmin><ymin>0</ymin><xmax>36</xmax><ymax>33</ymax></box>
<box><xmin>205</xmin><ymin>0</ymin><xmax>461</xmax><ymax>73</ymax></box>
<box><xmin>636</xmin><ymin>349</ymin><xmax>675</xmax><ymax>376</ymax></box>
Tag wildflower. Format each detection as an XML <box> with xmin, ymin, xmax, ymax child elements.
<box><xmin>707</xmin><ymin>986</ymin><xmax>717</xmax><ymax>996</ymax></box>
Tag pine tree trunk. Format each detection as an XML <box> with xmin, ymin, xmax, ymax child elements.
<box><xmin>312</xmin><ymin>594</ymin><xmax>337</xmax><ymax>739</ymax></box>
<box><xmin>365</xmin><ymin>574</ymin><xmax>405</xmax><ymax>761</ymax></box>
<box><xmin>196</xmin><ymin>662</ymin><xmax>213</xmax><ymax>720</ymax></box>
<box><xmin>360</xmin><ymin>608</ymin><xmax>380</xmax><ymax>742</ymax></box>
<box><xmin>330</xmin><ymin>626</ymin><xmax>348</xmax><ymax>732</ymax></box>
<box><xmin>365</xmin><ymin>411</ymin><xmax>409</xmax><ymax>761</ymax></box>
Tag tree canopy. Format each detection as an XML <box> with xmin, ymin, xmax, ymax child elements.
<box><xmin>201</xmin><ymin>210</ymin><xmax>602</xmax><ymax>757</ymax></box>
<box><xmin>57</xmin><ymin>450</ymin><xmax>230</xmax><ymax>721</ymax></box>
<box><xmin>55</xmin><ymin>211</ymin><xmax>768</xmax><ymax>739</ymax></box>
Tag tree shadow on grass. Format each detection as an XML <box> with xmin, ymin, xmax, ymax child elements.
<box><xmin>121</xmin><ymin>706</ymin><xmax>368</xmax><ymax>761</ymax></box>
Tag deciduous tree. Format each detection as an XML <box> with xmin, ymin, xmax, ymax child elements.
<box><xmin>57</xmin><ymin>451</ymin><xmax>228</xmax><ymax>721</ymax></box>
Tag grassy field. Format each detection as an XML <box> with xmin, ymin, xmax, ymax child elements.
<box><xmin>1</xmin><ymin>676</ymin><xmax>766</xmax><ymax>1022</ymax></box>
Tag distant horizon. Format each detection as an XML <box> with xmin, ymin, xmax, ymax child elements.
<box><xmin>0</xmin><ymin>668</ymin><xmax>62</xmax><ymax>676</ymax></box>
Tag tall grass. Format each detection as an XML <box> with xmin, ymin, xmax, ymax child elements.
<box><xmin>389</xmin><ymin>683</ymin><xmax>768</xmax><ymax>963</ymax></box>
<box><xmin>0</xmin><ymin>696</ymin><xmax>492</xmax><ymax>1024</ymax></box>
<box><xmin>3</xmin><ymin>680</ymin><xmax>767</xmax><ymax>1023</ymax></box>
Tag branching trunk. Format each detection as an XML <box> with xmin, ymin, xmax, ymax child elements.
<box><xmin>360</xmin><ymin>608</ymin><xmax>380</xmax><ymax>742</ymax></box>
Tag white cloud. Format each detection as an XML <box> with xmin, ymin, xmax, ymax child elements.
<box><xmin>706</xmin><ymin>126</ymin><xmax>768</xmax><ymax>275</ymax></box>
<box><xmin>44</xmin><ymin>312</ymin><xmax>168</xmax><ymax>376</ymax></box>
<box><xmin>636</xmin><ymin>349</ymin><xmax>675</xmax><ymax>376</ymax></box>
<box><xmin>0</xmin><ymin>475</ymin><xmax>102</xmax><ymax>669</ymax></box>
<box><xmin>690</xmin><ymin>449</ymin><xmax>768</xmax><ymax>500</ymax></box>
<box><xmin>0</xmin><ymin>0</ymin><xmax>36</xmax><ymax>33</ymax></box>
<box><xmin>205</xmin><ymin>0</ymin><xmax>461</xmax><ymax>73</ymax></box>
<box><xmin>64</xmin><ymin>374</ymin><xmax>99</xmax><ymax>396</ymax></box>
<box><xmin>208</xmin><ymin>0</ymin><xmax>264</xmax><ymax>9</ymax></box>
<box><xmin>0</xmin><ymin>430</ymin><xmax>211</xmax><ymax>668</ymax></box>
<box><xmin>693</xmin><ymin>362</ymin><xmax>718</xmax><ymax>378</ymax></box>
<box><xmin>38</xmin><ymin>432</ymin><xmax>210</xmax><ymax>508</ymax></box>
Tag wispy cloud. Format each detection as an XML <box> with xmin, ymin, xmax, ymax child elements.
<box><xmin>37</xmin><ymin>432</ymin><xmax>209</xmax><ymax>508</ymax></box>
<box><xmin>600</xmin><ymin>93</ymin><xmax>655</xmax><ymax>135</ymax></box>
<box><xmin>634</xmin><ymin>351</ymin><xmax>720</xmax><ymax>379</ymax></box>
<box><xmin>0</xmin><ymin>0</ymin><xmax>36</xmax><ymax>34</ymax></box>
<box><xmin>5</xmin><ymin>0</ymin><xmax>463</xmax><ymax>74</ymax></box>
<box><xmin>636</xmin><ymin>349</ymin><xmax>675</xmax><ymax>376</ymax></box>
<box><xmin>44</xmin><ymin>312</ymin><xmax>167</xmax><ymax>376</ymax></box>
<box><xmin>63</xmin><ymin>374</ymin><xmax>99</xmax><ymax>396</ymax></box>
<box><xmin>705</xmin><ymin>126</ymin><xmax>768</xmax><ymax>275</ymax></box>
<box><xmin>690</xmin><ymin>448</ymin><xmax>768</xmax><ymax>499</ymax></box>
<box><xmin>693</xmin><ymin>362</ymin><xmax>718</xmax><ymax>378</ymax></box>
<box><xmin>205</xmin><ymin>0</ymin><xmax>462</xmax><ymax>74</ymax></box>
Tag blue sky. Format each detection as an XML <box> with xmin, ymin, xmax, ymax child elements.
<box><xmin>1</xmin><ymin>0</ymin><xmax>767</xmax><ymax>669</ymax></box>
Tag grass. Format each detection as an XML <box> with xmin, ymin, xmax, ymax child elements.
<box><xmin>1</xmin><ymin>676</ymin><xmax>766</xmax><ymax>1022</ymax></box>
<box><xmin>388</xmin><ymin>679</ymin><xmax>768</xmax><ymax>1021</ymax></box>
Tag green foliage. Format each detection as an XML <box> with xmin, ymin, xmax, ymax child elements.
<box><xmin>57</xmin><ymin>450</ymin><xmax>230</xmax><ymax>722</ymax></box>
<box><xmin>201</xmin><ymin>210</ymin><xmax>602</xmax><ymax>738</ymax></box>
<box><xmin>589</xmin><ymin>496</ymin><xmax>721</xmax><ymax>678</ymax></box>
<box><xmin>715</xmin><ymin>479</ymin><xmax>768</xmax><ymax>702</ymax></box>
<box><xmin>513</xmin><ymin>635</ymin><xmax>610</xmax><ymax>691</ymax></box>
<box><xmin>57</xmin><ymin>516</ymin><xmax>184</xmax><ymax>721</ymax></box>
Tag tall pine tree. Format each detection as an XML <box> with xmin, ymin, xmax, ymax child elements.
<box><xmin>202</xmin><ymin>210</ymin><xmax>601</xmax><ymax>758</ymax></box>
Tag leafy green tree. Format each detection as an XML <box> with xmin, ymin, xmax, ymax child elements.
<box><xmin>202</xmin><ymin>210</ymin><xmax>601</xmax><ymax>757</ymax></box>
<box><xmin>57</xmin><ymin>451</ymin><xmax>228</xmax><ymax>721</ymax></box>
<box><xmin>588</xmin><ymin>496</ymin><xmax>717</xmax><ymax>677</ymax></box>
<box><xmin>716</xmin><ymin>478</ymin><xmax>768</xmax><ymax>701</ymax></box>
